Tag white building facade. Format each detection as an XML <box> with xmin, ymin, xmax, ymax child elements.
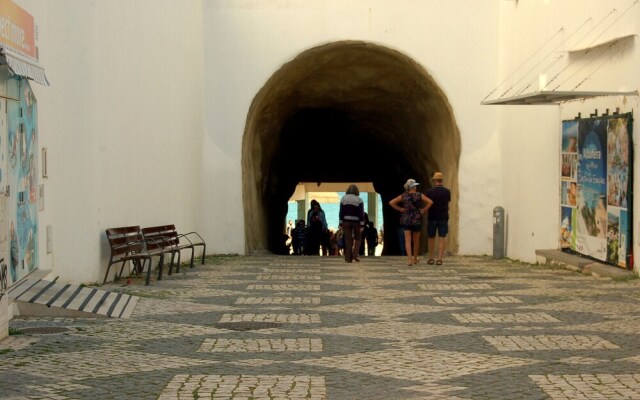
<box><xmin>1</xmin><ymin>0</ymin><xmax>637</xmax><ymax>286</ymax></box>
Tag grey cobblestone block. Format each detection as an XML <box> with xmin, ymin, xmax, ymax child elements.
<box><xmin>530</xmin><ymin>374</ymin><xmax>640</xmax><ymax>399</ymax></box>
<box><xmin>235</xmin><ymin>297</ymin><xmax>321</xmax><ymax>305</ymax></box>
<box><xmin>218</xmin><ymin>313</ymin><xmax>321</xmax><ymax>323</ymax></box>
<box><xmin>433</xmin><ymin>295</ymin><xmax>522</xmax><ymax>304</ymax></box>
<box><xmin>255</xmin><ymin>274</ymin><xmax>322</xmax><ymax>281</ymax></box>
<box><xmin>484</xmin><ymin>334</ymin><xmax>619</xmax><ymax>351</ymax></box>
<box><xmin>452</xmin><ymin>312</ymin><xmax>561</xmax><ymax>323</ymax></box>
<box><xmin>419</xmin><ymin>283</ymin><xmax>493</xmax><ymax>290</ymax></box>
<box><xmin>0</xmin><ymin>336</ymin><xmax>40</xmax><ymax>351</ymax></box>
<box><xmin>247</xmin><ymin>284</ymin><xmax>321</xmax><ymax>291</ymax></box>
<box><xmin>264</xmin><ymin>269</ymin><xmax>322</xmax><ymax>273</ymax></box>
<box><xmin>198</xmin><ymin>338</ymin><xmax>323</xmax><ymax>352</ymax></box>
<box><xmin>157</xmin><ymin>374</ymin><xmax>327</xmax><ymax>400</ymax></box>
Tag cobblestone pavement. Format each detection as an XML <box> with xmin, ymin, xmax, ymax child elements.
<box><xmin>1</xmin><ymin>255</ymin><xmax>640</xmax><ymax>399</ymax></box>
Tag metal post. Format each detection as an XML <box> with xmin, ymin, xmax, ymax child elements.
<box><xmin>493</xmin><ymin>206</ymin><xmax>505</xmax><ymax>259</ymax></box>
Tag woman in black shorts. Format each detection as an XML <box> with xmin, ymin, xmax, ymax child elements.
<box><xmin>389</xmin><ymin>179</ymin><xmax>433</xmax><ymax>266</ymax></box>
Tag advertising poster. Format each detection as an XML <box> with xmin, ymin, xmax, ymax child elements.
<box><xmin>575</xmin><ymin>118</ymin><xmax>607</xmax><ymax>261</ymax></box>
<box><xmin>6</xmin><ymin>78</ymin><xmax>38</xmax><ymax>285</ymax></box>
<box><xmin>619</xmin><ymin>209</ymin><xmax>628</xmax><ymax>268</ymax></box>
<box><xmin>561</xmin><ymin>114</ymin><xmax>632</xmax><ymax>268</ymax></box>
<box><xmin>559</xmin><ymin>120</ymin><xmax>578</xmax><ymax>249</ymax></box>
<box><xmin>606</xmin><ymin>117</ymin><xmax>631</xmax><ymax>267</ymax></box>
<box><xmin>607</xmin><ymin>210</ymin><xmax>620</xmax><ymax>265</ymax></box>
<box><xmin>560</xmin><ymin>206</ymin><xmax>575</xmax><ymax>249</ymax></box>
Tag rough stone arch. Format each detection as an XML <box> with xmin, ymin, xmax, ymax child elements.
<box><xmin>242</xmin><ymin>41</ymin><xmax>460</xmax><ymax>255</ymax></box>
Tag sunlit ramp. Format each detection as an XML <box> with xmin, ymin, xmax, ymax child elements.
<box><xmin>8</xmin><ymin>279</ymin><xmax>138</xmax><ymax>319</ymax></box>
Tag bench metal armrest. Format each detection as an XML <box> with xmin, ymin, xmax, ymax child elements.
<box><xmin>176</xmin><ymin>231</ymin><xmax>205</xmax><ymax>245</ymax></box>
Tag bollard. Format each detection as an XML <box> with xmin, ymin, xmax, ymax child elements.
<box><xmin>493</xmin><ymin>206</ymin><xmax>505</xmax><ymax>259</ymax></box>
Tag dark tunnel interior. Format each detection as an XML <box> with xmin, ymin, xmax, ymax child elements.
<box><xmin>265</xmin><ymin>107</ymin><xmax>420</xmax><ymax>255</ymax></box>
<box><xmin>242</xmin><ymin>41</ymin><xmax>460</xmax><ymax>256</ymax></box>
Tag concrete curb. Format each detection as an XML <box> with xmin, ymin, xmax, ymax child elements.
<box><xmin>535</xmin><ymin>249</ymin><xmax>636</xmax><ymax>279</ymax></box>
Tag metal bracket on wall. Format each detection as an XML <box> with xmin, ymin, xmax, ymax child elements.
<box><xmin>0</xmin><ymin>259</ymin><xmax>6</xmax><ymax>293</ymax></box>
<box><xmin>41</xmin><ymin>147</ymin><xmax>47</xmax><ymax>178</ymax></box>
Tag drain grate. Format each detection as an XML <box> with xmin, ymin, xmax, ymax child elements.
<box><xmin>214</xmin><ymin>322</ymin><xmax>282</xmax><ymax>331</ymax></box>
<box><xmin>17</xmin><ymin>327</ymin><xmax>71</xmax><ymax>335</ymax></box>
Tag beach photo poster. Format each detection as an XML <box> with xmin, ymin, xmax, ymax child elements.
<box><xmin>575</xmin><ymin>118</ymin><xmax>607</xmax><ymax>261</ymax></box>
<box><xmin>607</xmin><ymin>117</ymin><xmax>629</xmax><ymax>209</ymax></box>
<box><xmin>561</xmin><ymin>181</ymin><xmax>577</xmax><ymax>207</ymax></box>
<box><xmin>560</xmin><ymin>206</ymin><xmax>575</xmax><ymax>249</ymax></box>
<box><xmin>606</xmin><ymin>209</ymin><xmax>620</xmax><ymax>265</ymax></box>
<box><xmin>562</xmin><ymin>120</ymin><xmax>578</xmax><ymax>153</ymax></box>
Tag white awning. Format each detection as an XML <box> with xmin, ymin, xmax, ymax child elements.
<box><xmin>481</xmin><ymin>90</ymin><xmax>638</xmax><ymax>105</ymax></box>
<box><xmin>0</xmin><ymin>45</ymin><xmax>49</xmax><ymax>86</ymax></box>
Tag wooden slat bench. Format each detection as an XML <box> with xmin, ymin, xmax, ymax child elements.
<box><xmin>104</xmin><ymin>226</ymin><xmax>177</xmax><ymax>285</ymax></box>
<box><xmin>141</xmin><ymin>224</ymin><xmax>206</xmax><ymax>273</ymax></box>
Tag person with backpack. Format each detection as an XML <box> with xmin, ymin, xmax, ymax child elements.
<box><xmin>339</xmin><ymin>184</ymin><xmax>365</xmax><ymax>263</ymax></box>
<box><xmin>365</xmin><ymin>221</ymin><xmax>378</xmax><ymax>256</ymax></box>
<box><xmin>306</xmin><ymin>199</ymin><xmax>328</xmax><ymax>255</ymax></box>
<box><xmin>291</xmin><ymin>220</ymin><xmax>307</xmax><ymax>255</ymax></box>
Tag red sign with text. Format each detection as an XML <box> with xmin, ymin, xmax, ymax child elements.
<box><xmin>0</xmin><ymin>0</ymin><xmax>36</xmax><ymax>59</ymax></box>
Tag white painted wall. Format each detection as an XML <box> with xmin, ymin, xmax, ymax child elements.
<box><xmin>496</xmin><ymin>0</ymin><xmax>640</xmax><ymax>263</ymax></box>
<box><xmin>14</xmin><ymin>0</ymin><xmax>205</xmax><ymax>283</ymax></box>
<box><xmin>201</xmin><ymin>0</ymin><xmax>501</xmax><ymax>255</ymax></box>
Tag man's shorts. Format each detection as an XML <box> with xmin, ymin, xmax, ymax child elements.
<box><xmin>427</xmin><ymin>219</ymin><xmax>449</xmax><ymax>238</ymax></box>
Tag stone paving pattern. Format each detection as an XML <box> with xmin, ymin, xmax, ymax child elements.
<box><xmin>1</xmin><ymin>255</ymin><xmax>640</xmax><ymax>399</ymax></box>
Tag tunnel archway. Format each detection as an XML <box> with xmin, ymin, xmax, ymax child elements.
<box><xmin>242</xmin><ymin>41</ymin><xmax>460</xmax><ymax>255</ymax></box>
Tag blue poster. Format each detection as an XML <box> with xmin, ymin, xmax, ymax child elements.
<box><xmin>575</xmin><ymin>119</ymin><xmax>607</xmax><ymax>261</ymax></box>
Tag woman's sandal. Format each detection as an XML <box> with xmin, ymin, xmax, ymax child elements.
<box><xmin>427</xmin><ymin>259</ymin><xmax>435</xmax><ymax>265</ymax></box>
<box><xmin>436</xmin><ymin>260</ymin><xmax>443</xmax><ymax>265</ymax></box>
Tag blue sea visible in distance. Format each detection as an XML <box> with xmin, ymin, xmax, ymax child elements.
<box><xmin>286</xmin><ymin>192</ymin><xmax>384</xmax><ymax>231</ymax></box>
